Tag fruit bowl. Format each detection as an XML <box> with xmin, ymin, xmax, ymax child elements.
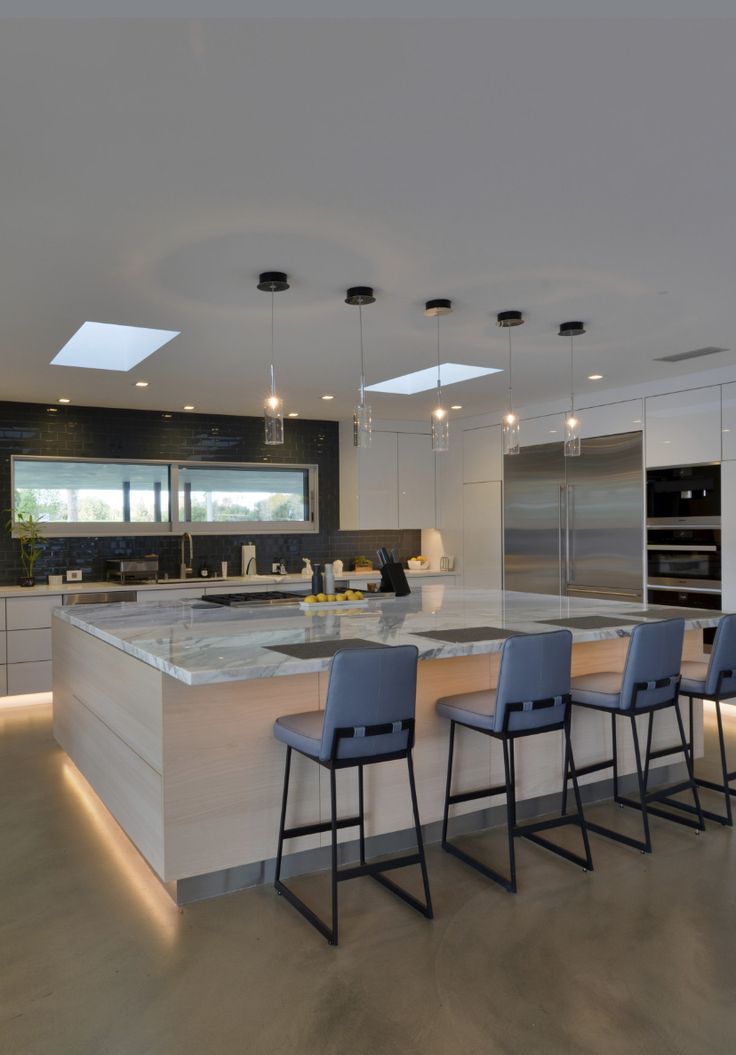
<box><xmin>407</xmin><ymin>559</ymin><xmax>429</xmax><ymax>570</ymax></box>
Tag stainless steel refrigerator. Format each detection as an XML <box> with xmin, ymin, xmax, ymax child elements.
<box><xmin>503</xmin><ymin>431</ymin><xmax>644</xmax><ymax>602</ymax></box>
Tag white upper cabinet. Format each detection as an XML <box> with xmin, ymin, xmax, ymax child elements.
<box><xmin>462</xmin><ymin>425</ymin><xmax>503</xmax><ymax>482</ymax></box>
<box><xmin>645</xmin><ymin>387</ymin><xmax>722</xmax><ymax>468</ymax></box>
<box><xmin>398</xmin><ymin>433</ymin><xmax>435</xmax><ymax>528</ymax></box>
<box><xmin>721</xmin><ymin>383</ymin><xmax>736</xmax><ymax>460</ymax></box>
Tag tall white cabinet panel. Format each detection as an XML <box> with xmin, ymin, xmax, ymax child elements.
<box><xmin>462</xmin><ymin>481</ymin><xmax>503</xmax><ymax>589</ymax></box>
<box><xmin>398</xmin><ymin>433</ymin><xmax>435</xmax><ymax>528</ymax></box>
<box><xmin>339</xmin><ymin>429</ymin><xmax>399</xmax><ymax>530</ymax></box>
<box><xmin>721</xmin><ymin>382</ymin><xmax>736</xmax><ymax>460</ymax></box>
<box><xmin>462</xmin><ymin>426</ymin><xmax>503</xmax><ymax>483</ymax></box>
<box><xmin>645</xmin><ymin>387</ymin><xmax>721</xmax><ymax>467</ymax></box>
<box><xmin>578</xmin><ymin>399</ymin><xmax>643</xmax><ymax>439</ymax></box>
<box><xmin>721</xmin><ymin>461</ymin><xmax>736</xmax><ymax>611</ymax></box>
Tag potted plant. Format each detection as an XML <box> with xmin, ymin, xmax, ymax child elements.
<box><xmin>7</xmin><ymin>511</ymin><xmax>46</xmax><ymax>586</ymax></box>
<box><xmin>353</xmin><ymin>555</ymin><xmax>373</xmax><ymax>571</ymax></box>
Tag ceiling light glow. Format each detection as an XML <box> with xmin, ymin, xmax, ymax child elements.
<box><xmin>58</xmin><ymin>398</ymin><xmax>71</xmax><ymax>404</ymax></box>
<box><xmin>183</xmin><ymin>405</ymin><xmax>195</xmax><ymax>411</ymax></box>
<box><xmin>587</xmin><ymin>373</ymin><xmax>604</xmax><ymax>381</ymax></box>
<box><xmin>51</xmin><ymin>322</ymin><xmax>179</xmax><ymax>372</ymax></box>
<box><xmin>321</xmin><ymin>394</ymin><xmax>335</xmax><ymax>400</ymax></box>
<box><xmin>366</xmin><ymin>362</ymin><xmax>501</xmax><ymax>396</ymax></box>
<box><xmin>135</xmin><ymin>380</ymin><xmax>149</xmax><ymax>388</ymax></box>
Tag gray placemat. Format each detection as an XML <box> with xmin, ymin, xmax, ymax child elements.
<box><xmin>413</xmin><ymin>626</ymin><xmax>518</xmax><ymax>643</ymax></box>
<box><xmin>536</xmin><ymin>615</ymin><xmax>643</xmax><ymax>630</ymax></box>
<box><xmin>619</xmin><ymin>608</ymin><xmax>724</xmax><ymax>620</ymax></box>
<box><xmin>266</xmin><ymin>638</ymin><xmax>378</xmax><ymax>659</ymax></box>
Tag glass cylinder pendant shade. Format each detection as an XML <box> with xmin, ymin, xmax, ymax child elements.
<box><xmin>431</xmin><ymin>403</ymin><xmax>449</xmax><ymax>452</ymax></box>
<box><xmin>353</xmin><ymin>402</ymin><xmax>372</xmax><ymax>448</ymax></box>
<box><xmin>264</xmin><ymin>393</ymin><xmax>284</xmax><ymax>446</ymax></box>
<box><xmin>503</xmin><ymin>411</ymin><xmax>520</xmax><ymax>456</ymax></box>
<box><xmin>564</xmin><ymin>413</ymin><xmax>581</xmax><ymax>457</ymax></box>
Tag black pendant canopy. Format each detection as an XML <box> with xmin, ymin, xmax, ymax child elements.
<box><xmin>424</xmin><ymin>299</ymin><xmax>452</xmax><ymax>316</ymax></box>
<box><xmin>257</xmin><ymin>271</ymin><xmax>290</xmax><ymax>292</ymax></box>
<box><xmin>345</xmin><ymin>286</ymin><xmax>376</xmax><ymax>305</ymax></box>
<box><xmin>497</xmin><ymin>310</ymin><xmax>524</xmax><ymax>328</ymax></box>
<box><xmin>559</xmin><ymin>321</ymin><xmax>586</xmax><ymax>337</ymax></box>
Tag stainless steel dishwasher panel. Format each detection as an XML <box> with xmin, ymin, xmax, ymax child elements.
<box><xmin>62</xmin><ymin>591</ymin><xmax>138</xmax><ymax>605</ymax></box>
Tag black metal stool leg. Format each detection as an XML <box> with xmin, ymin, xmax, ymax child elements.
<box><xmin>630</xmin><ymin>715</ymin><xmax>653</xmax><ymax>853</ymax></box>
<box><xmin>502</xmin><ymin>737</ymin><xmax>518</xmax><ymax>893</ymax></box>
<box><xmin>329</xmin><ymin>767</ymin><xmax>339</xmax><ymax>946</ymax></box>
<box><xmin>274</xmin><ymin>746</ymin><xmax>292</xmax><ymax>886</ymax></box>
<box><xmin>441</xmin><ymin>722</ymin><xmax>456</xmax><ymax>847</ymax></box>
<box><xmin>407</xmin><ymin>751</ymin><xmax>433</xmax><ymax>918</ymax></box>
<box><xmin>565</xmin><ymin>717</ymin><xmax>594</xmax><ymax>871</ymax></box>
<box><xmin>674</xmin><ymin>702</ymin><xmax>705</xmax><ymax>831</ymax></box>
<box><xmin>715</xmin><ymin>701</ymin><xmax>734</xmax><ymax>826</ymax></box>
<box><xmin>612</xmin><ymin>713</ymin><xmax>621</xmax><ymax>804</ymax></box>
<box><xmin>561</xmin><ymin>728</ymin><xmax>571</xmax><ymax>817</ymax></box>
<box><xmin>643</xmin><ymin>712</ymin><xmax>654</xmax><ymax>791</ymax></box>
<box><xmin>358</xmin><ymin>764</ymin><xmax>366</xmax><ymax>865</ymax></box>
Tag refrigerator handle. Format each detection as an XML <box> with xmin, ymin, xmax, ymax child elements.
<box><xmin>558</xmin><ymin>485</ymin><xmax>565</xmax><ymax>596</ymax></box>
<box><xmin>566</xmin><ymin>484</ymin><xmax>574</xmax><ymax>586</ymax></box>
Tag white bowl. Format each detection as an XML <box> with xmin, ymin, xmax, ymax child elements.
<box><xmin>407</xmin><ymin>560</ymin><xmax>429</xmax><ymax>571</ymax></box>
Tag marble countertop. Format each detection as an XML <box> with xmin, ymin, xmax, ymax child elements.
<box><xmin>53</xmin><ymin>586</ymin><xmax>723</xmax><ymax>687</ymax></box>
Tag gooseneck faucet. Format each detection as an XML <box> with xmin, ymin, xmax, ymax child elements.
<box><xmin>180</xmin><ymin>532</ymin><xmax>193</xmax><ymax>579</ymax></box>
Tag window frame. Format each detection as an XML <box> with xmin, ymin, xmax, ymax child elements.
<box><xmin>10</xmin><ymin>456</ymin><xmax>320</xmax><ymax>537</ymax></box>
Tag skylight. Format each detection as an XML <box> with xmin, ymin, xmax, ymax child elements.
<box><xmin>51</xmin><ymin>322</ymin><xmax>180</xmax><ymax>371</ymax></box>
<box><xmin>365</xmin><ymin>362</ymin><xmax>501</xmax><ymax>395</ymax></box>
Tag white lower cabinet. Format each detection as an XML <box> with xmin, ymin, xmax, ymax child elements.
<box><xmin>7</xmin><ymin>629</ymin><xmax>50</xmax><ymax>664</ymax></box>
<box><xmin>6</xmin><ymin>594</ymin><xmax>61</xmax><ymax>630</ymax></box>
<box><xmin>0</xmin><ymin>666</ymin><xmax>7</xmax><ymax>696</ymax></box>
<box><xmin>8</xmin><ymin>661</ymin><xmax>52</xmax><ymax>695</ymax></box>
<box><xmin>142</xmin><ymin>587</ymin><xmax>206</xmax><ymax>602</ymax></box>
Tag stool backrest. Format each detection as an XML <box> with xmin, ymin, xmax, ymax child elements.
<box><xmin>620</xmin><ymin>618</ymin><xmax>684</xmax><ymax>710</ymax></box>
<box><xmin>493</xmin><ymin>630</ymin><xmax>572</xmax><ymax>733</ymax></box>
<box><xmin>705</xmin><ymin>613</ymin><xmax>736</xmax><ymax>697</ymax></box>
<box><xmin>320</xmin><ymin>644</ymin><xmax>418</xmax><ymax>763</ymax></box>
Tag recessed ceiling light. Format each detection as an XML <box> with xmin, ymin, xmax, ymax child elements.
<box><xmin>723</xmin><ymin>429</ymin><xmax>731</xmax><ymax>434</ymax></box>
<box><xmin>632</xmin><ymin>419</ymin><xmax>642</xmax><ymax>424</ymax></box>
<box><xmin>548</xmin><ymin>429</ymin><xmax>557</xmax><ymax>434</ymax></box>
<box><xmin>57</xmin><ymin>397</ymin><xmax>71</xmax><ymax>404</ymax></box>
<box><xmin>587</xmin><ymin>374</ymin><xmax>604</xmax><ymax>381</ymax></box>
<box><xmin>451</xmin><ymin>405</ymin><xmax>463</xmax><ymax>410</ymax></box>
<box><xmin>162</xmin><ymin>413</ymin><xmax>172</xmax><ymax>419</ymax></box>
<box><xmin>321</xmin><ymin>394</ymin><xmax>335</xmax><ymax>401</ymax></box>
<box><xmin>183</xmin><ymin>405</ymin><xmax>195</xmax><ymax>411</ymax></box>
<box><xmin>135</xmin><ymin>380</ymin><xmax>149</xmax><ymax>388</ymax></box>
<box><xmin>287</xmin><ymin>412</ymin><xmax>300</xmax><ymax>418</ymax></box>
<box><xmin>366</xmin><ymin>363</ymin><xmax>501</xmax><ymax>396</ymax></box>
<box><xmin>46</xmin><ymin>407</ymin><xmax>58</xmax><ymax>413</ymax></box>
<box><xmin>51</xmin><ymin>321</ymin><xmax>179</xmax><ymax>371</ymax></box>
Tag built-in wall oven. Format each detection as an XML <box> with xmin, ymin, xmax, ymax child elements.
<box><xmin>646</xmin><ymin>526</ymin><xmax>721</xmax><ymax>592</ymax></box>
<box><xmin>647</xmin><ymin>463</ymin><xmax>721</xmax><ymax>524</ymax></box>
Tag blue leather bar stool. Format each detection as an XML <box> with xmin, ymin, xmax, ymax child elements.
<box><xmin>436</xmin><ymin>630</ymin><xmax>593</xmax><ymax>894</ymax></box>
<box><xmin>672</xmin><ymin>613</ymin><xmax>736</xmax><ymax>826</ymax></box>
<box><xmin>272</xmin><ymin>644</ymin><xmax>432</xmax><ymax>945</ymax></box>
<box><xmin>564</xmin><ymin>617</ymin><xmax>705</xmax><ymax>853</ymax></box>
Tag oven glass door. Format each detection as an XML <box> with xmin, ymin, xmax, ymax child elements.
<box><xmin>647</xmin><ymin>528</ymin><xmax>721</xmax><ymax>588</ymax></box>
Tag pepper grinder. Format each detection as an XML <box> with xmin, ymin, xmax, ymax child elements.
<box><xmin>311</xmin><ymin>562</ymin><xmax>323</xmax><ymax>595</ymax></box>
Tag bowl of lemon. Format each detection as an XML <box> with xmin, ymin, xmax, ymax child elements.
<box><xmin>407</xmin><ymin>556</ymin><xmax>430</xmax><ymax>570</ymax></box>
<box><xmin>299</xmin><ymin>589</ymin><xmax>369</xmax><ymax>611</ymax></box>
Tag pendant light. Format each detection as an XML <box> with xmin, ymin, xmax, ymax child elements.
<box><xmin>257</xmin><ymin>271</ymin><xmax>289</xmax><ymax>445</ymax></box>
<box><xmin>425</xmin><ymin>299</ymin><xmax>452</xmax><ymax>452</ymax></box>
<box><xmin>559</xmin><ymin>320</ymin><xmax>586</xmax><ymax>457</ymax></box>
<box><xmin>345</xmin><ymin>286</ymin><xmax>375</xmax><ymax>448</ymax></box>
<box><xmin>497</xmin><ymin>310</ymin><xmax>524</xmax><ymax>455</ymax></box>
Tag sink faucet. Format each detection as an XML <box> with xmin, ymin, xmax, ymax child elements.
<box><xmin>245</xmin><ymin>555</ymin><xmax>256</xmax><ymax>575</ymax></box>
<box><xmin>180</xmin><ymin>532</ymin><xmax>193</xmax><ymax>578</ymax></box>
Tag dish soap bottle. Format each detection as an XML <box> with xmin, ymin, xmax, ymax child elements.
<box><xmin>302</xmin><ymin>557</ymin><xmax>312</xmax><ymax>578</ymax></box>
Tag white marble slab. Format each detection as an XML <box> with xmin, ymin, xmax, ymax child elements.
<box><xmin>52</xmin><ymin>587</ymin><xmax>723</xmax><ymax>687</ymax></box>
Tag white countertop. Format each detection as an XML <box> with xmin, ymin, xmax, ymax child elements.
<box><xmin>53</xmin><ymin>587</ymin><xmax>721</xmax><ymax>686</ymax></box>
<box><xmin>0</xmin><ymin>568</ymin><xmax>453</xmax><ymax>599</ymax></box>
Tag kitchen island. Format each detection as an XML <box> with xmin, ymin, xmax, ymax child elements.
<box><xmin>52</xmin><ymin>587</ymin><xmax>719</xmax><ymax>903</ymax></box>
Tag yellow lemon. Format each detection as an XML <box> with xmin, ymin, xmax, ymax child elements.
<box><xmin>353</xmin><ymin>590</ymin><xmax>364</xmax><ymax>600</ymax></box>
<box><xmin>316</xmin><ymin>593</ymin><xmax>327</xmax><ymax>602</ymax></box>
<box><xmin>304</xmin><ymin>595</ymin><xmax>317</xmax><ymax>604</ymax></box>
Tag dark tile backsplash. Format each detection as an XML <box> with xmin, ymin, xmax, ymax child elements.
<box><xmin>0</xmin><ymin>402</ymin><xmax>421</xmax><ymax>584</ymax></box>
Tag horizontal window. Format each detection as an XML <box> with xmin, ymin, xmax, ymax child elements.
<box><xmin>11</xmin><ymin>457</ymin><xmax>318</xmax><ymax>536</ymax></box>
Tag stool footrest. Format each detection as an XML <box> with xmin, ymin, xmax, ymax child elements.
<box><xmin>655</xmin><ymin>795</ymin><xmax>732</xmax><ymax>826</ymax></box>
<box><xmin>517</xmin><ymin>828</ymin><xmax>592</xmax><ymax>871</ymax></box>
<box><xmin>615</xmin><ymin>794</ymin><xmax>705</xmax><ymax>831</ymax></box>
<box><xmin>448</xmin><ymin>783</ymin><xmax>507</xmax><ymax>806</ymax></box>
<box><xmin>282</xmin><ymin>815</ymin><xmax>361</xmax><ymax>840</ymax></box>
<box><xmin>574</xmin><ymin>758</ymin><xmax>614</xmax><ymax>778</ymax></box>
<box><xmin>644</xmin><ymin>779</ymin><xmax>694</xmax><ymax>802</ymax></box>
<box><xmin>337</xmin><ymin>853</ymin><xmax>421</xmax><ymax>883</ymax></box>
<box><xmin>696</xmin><ymin>775</ymin><xmax>736</xmax><ymax>795</ymax></box>
<box><xmin>646</xmin><ymin>743</ymin><xmax>686</xmax><ymax>761</ymax></box>
<box><xmin>584</xmin><ymin>819</ymin><xmax>650</xmax><ymax>853</ymax></box>
<box><xmin>441</xmin><ymin>839</ymin><xmax>516</xmax><ymax>892</ymax></box>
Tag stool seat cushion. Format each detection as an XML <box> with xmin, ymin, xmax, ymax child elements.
<box><xmin>571</xmin><ymin>671</ymin><xmax>622</xmax><ymax>710</ymax></box>
<box><xmin>436</xmin><ymin>690</ymin><xmax>497</xmax><ymax>731</ymax></box>
<box><xmin>680</xmin><ymin>660</ymin><xmax>708</xmax><ymax>696</ymax></box>
<box><xmin>273</xmin><ymin>710</ymin><xmax>324</xmax><ymax>758</ymax></box>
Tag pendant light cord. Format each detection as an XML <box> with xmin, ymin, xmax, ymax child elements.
<box><xmin>269</xmin><ymin>287</ymin><xmax>276</xmax><ymax>397</ymax></box>
<box><xmin>358</xmin><ymin>301</ymin><xmax>366</xmax><ymax>406</ymax></box>
<box><xmin>569</xmin><ymin>333</ymin><xmax>574</xmax><ymax>416</ymax></box>
<box><xmin>436</xmin><ymin>315</ymin><xmax>442</xmax><ymax>403</ymax></box>
<box><xmin>507</xmin><ymin>326</ymin><xmax>513</xmax><ymax>414</ymax></box>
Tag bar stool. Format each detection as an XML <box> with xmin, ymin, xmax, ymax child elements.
<box><xmin>437</xmin><ymin>630</ymin><xmax>593</xmax><ymax>894</ymax></box>
<box><xmin>675</xmin><ymin>613</ymin><xmax>736</xmax><ymax>826</ymax></box>
<box><xmin>272</xmin><ymin>644</ymin><xmax>432</xmax><ymax>946</ymax></box>
<box><xmin>564</xmin><ymin>617</ymin><xmax>705</xmax><ymax>853</ymax></box>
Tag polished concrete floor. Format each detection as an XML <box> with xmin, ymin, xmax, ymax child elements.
<box><xmin>3</xmin><ymin>700</ymin><xmax>736</xmax><ymax>1055</ymax></box>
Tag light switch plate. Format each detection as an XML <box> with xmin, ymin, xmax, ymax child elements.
<box><xmin>66</xmin><ymin>570</ymin><xmax>82</xmax><ymax>582</ymax></box>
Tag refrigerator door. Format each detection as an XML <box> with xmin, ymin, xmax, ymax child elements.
<box><xmin>504</xmin><ymin>442</ymin><xmax>565</xmax><ymax>595</ymax></box>
<box><xmin>565</xmin><ymin>432</ymin><xmax>644</xmax><ymax>601</ymax></box>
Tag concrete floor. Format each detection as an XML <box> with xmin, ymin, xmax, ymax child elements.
<box><xmin>2</xmin><ymin>700</ymin><xmax>736</xmax><ymax>1055</ymax></box>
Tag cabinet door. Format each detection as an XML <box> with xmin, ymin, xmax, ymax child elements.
<box><xmin>7</xmin><ymin>629</ymin><xmax>51</xmax><ymax>664</ymax></box>
<box><xmin>357</xmin><ymin>432</ymin><xmax>399</xmax><ymax>530</ymax></box>
<box><xmin>6</xmin><ymin>595</ymin><xmax>61</xmax><ymax>630</ymax></box>
<box><xmin>721</xmin><ymin>383</ymin><xmax>736</xmax><ymax>460</ymax></box>
<box><xmin>140</xmin><ymin>588</ymin><xmax>205</xmax><ymax>602</ymax></box>
<box><xmin>398</xmin><ymin>433</ymin><xmax>435</xmax><ymax>528</ymax></box>
<box><xmin>462</xmin><ymin>481</ymin><xmax>503</xmax><ymax>589</ymax></box>
<box><xmin>722</xmin><ymin>461</ymin><xmax>736</xmax><ymax>610</ymax></box>
<box><xmin>463</xmin><ymin>425</ymin><xmax>503</xmax><ymax>482</ymax></box>
<box><xmin>8</xmin><ymin>661</ymin><xmax>52</xmax><ymax>695</ymax></box>
<box><xmin>645</xmin><ymin>387</ymin><xmax>721</xmax><ymax>467</ymax></box>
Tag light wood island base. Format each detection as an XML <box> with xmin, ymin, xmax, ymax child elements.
<box><xmin>53</xmin><ymin>619</ymin><xmax>707</xmax><ymax>904</ymax></box>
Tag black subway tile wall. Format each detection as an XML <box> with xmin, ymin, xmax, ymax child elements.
<box><xmin>0</xmin><ymin>402</ymin><xmax>421</xmax><ymax>584</ymax></box>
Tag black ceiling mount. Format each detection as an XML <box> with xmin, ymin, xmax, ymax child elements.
<box><xmin>497</xmin><ymin>310</ymin><xmax>524</xmax><ymax>327</ymax></box>
<box><xmin>424</xmin><ymin>299</ymin><xmax>453</xmax><ymax>317</ymax></box>
<box><xmin>257</xmin><ymin>272</ymin><xmax>290</xmax><ymax>292</ymax></box>
<box><xmin>559</xmin><ymin>320</ymin><xmax>586</xmax><ymax>337</ymax></box>
<box><xmin>345</xmin><ymin>286</ymin><xmax>376</xmax><ymax>305</ymax></box>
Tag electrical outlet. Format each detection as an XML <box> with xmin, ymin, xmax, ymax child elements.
<box><xmin>66</xmin><ymin>569</ymin><xmax>82</xmax><ymax>582</ymax></box>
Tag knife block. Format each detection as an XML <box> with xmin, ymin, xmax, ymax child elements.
<box><xmin>379</xmin><ymin>562</ymin><xmax>411</xmax><ymax>597</ymax></box>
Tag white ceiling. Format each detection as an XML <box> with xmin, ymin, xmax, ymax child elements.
<box><xmin>1</xmin><ymin>17</ymin><xmax>736</xmax><ymax>422</ymax></box>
